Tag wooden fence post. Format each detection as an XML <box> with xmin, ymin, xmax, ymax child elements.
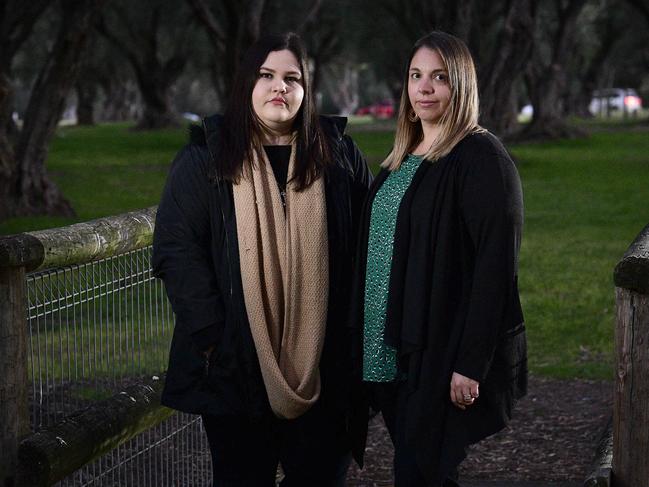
<box><xmin>613</xmin><ymin>223</ymin><xmax>649</xmax><ymax>487</ymax></box>
<box><xmin>0</xmin><ymin>266</ymin><xmax>29</xmax><ymax>487</ymax></box>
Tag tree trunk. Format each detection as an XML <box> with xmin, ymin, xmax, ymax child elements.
<box><xmin>75</xmin><ymin>79</ymin><xmax>97</xmax><ymax>125</ymax></box>
<box><xmin>515</xmin><ymin>0</ymin><xmax>589</xmax><ymax>141</ymax></box>
<box><xmin>480</xmin><ymin>0</ymin><xmax>535</xmax><ymax>136</ymax></box>
<box><xmin>99</xmin><ymin>78</ymin><xmax>137</xmax><ymax>122</ymax></box>
<box><xmin>97</xmin><ymin>4</ymin><xmax>189</xmax><ymax>130</ymax></box>
<box><xmin>570</xmin><ymin>2</ymin><xmax>622</xmax><ymax>119</ymax></box>
<box><xmin>137</xmin><ymin>88</ymin><xmax>178</xmax><ymax>130</ymax></box>
<box><xmin>323</xmin><ymin>62</ymin><xmax>359</xmax><ymax>115</ymax></box>
<box><xmin>186</xmin><ymin>0</ymin><xmax>266</xmax><ymax>100</ymax></box>
<box><xmin>518</xmin><ymin>66</ymin><xmax>588</xmax><ymax>141</ymax></box>
<box><xmin>448</xmin><ymin>0</ymin><xmax>475</xmax><ymax>42</ymax></box>
<box><xmin>0</xmin><ymin>0</ymin><xmax>107</xmax><ymax>220</ymax></box>
<box><xmin>571</xmin><ymin>89</ymin><xmax>594</xmax><ymax>119</ymax></box>
<box><xmin>133</xmin><ymin>68</ymin><xmax>179</xmax><ymax>130</ymax></box>
<box><xmin>625</xmin><ymin>0</ymin><xmax>649</xmax><ymax>25</ymax></box>
<box><xmin>0</xmin><ymin>72</ymin><xmax>16</xmax><ymax>194</ymax></box>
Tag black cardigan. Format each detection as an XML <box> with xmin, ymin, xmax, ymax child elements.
<box><xmin>349</xmin><ymin>131</ymin><xmax>527</xmax><ymax>482</ymax></box>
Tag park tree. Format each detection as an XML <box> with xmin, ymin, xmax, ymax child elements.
<box><xmin>564</xmin><ymin>0</ymin><xmax>632</xmax><ymax>118</ymax></box>
<box><xmin>477</xmin><ymin>0</ymin><xmax>536</xmax><ymax>135</ymax></box>
<box><xmin>185</xmin><ymin>0</ymin><xmax>267</xmax><ymax>102</ymax></box>
<box><xmin>373</xmin><ymin>0</ymin><xmax>481</xmax><ymax>90</ymax></box>
<box><xmin>347</xmin><ymin>0</ymin><xmax>646</xmax><ymax>139</ymax></box>
<box><xmin>186</xmin><ymin>0</ymin><xmax>338</xmax><ymax>102</ymax></box>
<box><xmin>369</xmin><ymin>0</ymin><xmax>533</xmax><ymax>136</ymax></box>
<box><xmin>292</xmin><ymin>1</ymin><xmax>343</xmax><ymax>94</ymax></box>
<box><xmin>520</xmin><ymin>0</ymin><xmax>590</xmax><ymax>140</ymax></box>
<box><xmin>66</xmin><ymin>26</ymin><xmax>141</xmax><ymax>126</ymax></box>
<box><xmin>97</xmin><ymin>0</ymin><xmax>194</xmax><ymax>129</ymax></box>
<box><xmin>0</xmin><ymin>0</ymin><xmax>107</xmax><ymax>221</ymax></box>
<box><xmin>75</xmin><ymin>34</ymin><xmax>106</xmax><ymax>126</ymax></box>
<box><xmin>74</xmin><ymin>34</ymin><xmax>140</xmax><ymax>126</ymax></box>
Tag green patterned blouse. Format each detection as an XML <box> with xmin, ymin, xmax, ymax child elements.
<box><xmin>363</xmin><ymin>154</ymin><xmax>424</xmax><ymax>382</ymax></box>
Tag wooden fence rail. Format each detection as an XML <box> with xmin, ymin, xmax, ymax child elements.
<box><xmin>17</xmin><ymin>376</ymin><xmax>172</xmax><ymax>486</ymax></box>
<box><xmin>613</xmin><ymin>222</ymin><xmax>649</xmax><ymax>487</ymax></box>
<box><xmin>0</xmin><ymin>208</ymin><xmax>160</xmax><ymax>487</ymax></box>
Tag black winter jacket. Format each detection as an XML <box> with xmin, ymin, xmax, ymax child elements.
<box><xmin>152</xmin><ymin>115</ymin><xmax>371</xmax><ymax>452</ymax></box>
<box><xmin>349</xmin><ymin>131</ymin><xmax>527</xmax><ymax>483</ymax></box>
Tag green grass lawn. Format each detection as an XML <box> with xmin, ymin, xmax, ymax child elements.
<box><xmin>3</xmin><ymin>122</ymin><xmax>648</xmax><ymax>380</ymax></box>
<box><xmin>0</xmin><ymin>123</ymin><xmax>186</xmax><ymax>235</ymax></box>
<box><xmin>511</xmin><ymin>131</ymin><xmax>649</xmax><ymax>379</ymax></box>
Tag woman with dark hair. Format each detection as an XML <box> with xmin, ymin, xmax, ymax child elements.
<box><xmin>153</xmin><ymin>32</ymin><xmax>371</xmax><ymax>486</ymax></box>
<box><xmin>350</xmin><ymin>31</ymin><xmax>527</xmax><ymax>486</ymax></box>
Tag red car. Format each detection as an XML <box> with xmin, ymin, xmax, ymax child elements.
<box><xmin>355</xmin><ymin>100</ymin><xmax>395</xmax><ymax>119</ymax></box>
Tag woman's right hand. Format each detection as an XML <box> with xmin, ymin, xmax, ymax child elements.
<box><xmin>450</xmin><ymin>371</ymin><xmax>480</xmax><ymax>410</ymax></box>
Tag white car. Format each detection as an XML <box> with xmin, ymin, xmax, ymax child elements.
<box><xmin>589</xmin><ymin>88</ymin><xmax>642</xmax><ymax>117</ymax></box>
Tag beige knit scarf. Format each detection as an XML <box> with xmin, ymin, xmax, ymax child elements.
<box><xmin>232</xmin><ymin>140</ymin><xmax>329</xmax><ymax>419</ymax></box>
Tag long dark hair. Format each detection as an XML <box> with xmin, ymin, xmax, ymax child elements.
<box><xmin>212</xmin><ymin>32</ymin><xmax>331</xmax><ymax>190</ymax></box>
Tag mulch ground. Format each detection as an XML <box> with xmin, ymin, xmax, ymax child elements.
<box><xmin>346</xmin><ymin>375</ymin><xmax>613</xmax><ymax>486</ymax></box>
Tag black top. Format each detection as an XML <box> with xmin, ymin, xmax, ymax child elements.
<box><xmin>264</xmin><ymin>145</ymin><xmax>291</xmax><ymax>208</ymax></box>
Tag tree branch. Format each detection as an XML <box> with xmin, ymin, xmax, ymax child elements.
<box><xmin>626</xmin><ymin>0</ymin><xmax>649</xmax><ymax>24</ymax></box>
<box><xmin>1</xmin><ymin>0</ymin><xmax>53</xmax><ymax>63</ymax></box>
<box><xmin>95</xmin><ymin>14</ymin><xmax>141</xmax><ymax>70</ymax></box>
<box><xmin>246</xmin><ymin>0</ymin><xmax>266</xmax><ymax>40</ymax></box>
<box><xmin>185</xmin><ymin>0</ymin><xmax>226</xmax><ymax>49</ymax></box>
<box><xmin>148</xmin><ymin>5</ymin><xmax>161</xmax><ymax>65</ymax></box>
<box><xmin>296</xmin><ymin>0</ymin><xmax>322</xmax><ymax>34</ymax></box>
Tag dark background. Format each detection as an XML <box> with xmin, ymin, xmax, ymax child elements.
<box><xmin>1</xmin><ymin>0</ymin><xmax>648</xmax><ymax>220</ymax></box>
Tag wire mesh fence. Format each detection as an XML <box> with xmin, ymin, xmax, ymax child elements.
<box><xmin>25</xmin><ymin>245</ymin><xmax>211</xmax><ymax>486</ymax></box>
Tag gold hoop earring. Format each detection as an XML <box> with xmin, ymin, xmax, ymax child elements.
<box><xmin>408</xmin><ymin>109</ymin><xmax>419</xmax><ymax>123</ymax></box>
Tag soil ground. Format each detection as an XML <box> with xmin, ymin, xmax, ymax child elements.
<box><xmin>346</xmin><ymin>375</ymin><xmax>613</xmax><ymax>486</ymax></box>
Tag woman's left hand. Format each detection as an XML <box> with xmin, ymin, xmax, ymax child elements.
<box><xmin>450</xmin><ymin>372</ymin><xmax>480</xmax><ymax>410</ymax></box>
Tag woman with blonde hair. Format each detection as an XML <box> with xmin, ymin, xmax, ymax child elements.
<box><xmin>350</xmin><ymin>31</ymin><xmax>527</xmax><ymax>486</ymax></box>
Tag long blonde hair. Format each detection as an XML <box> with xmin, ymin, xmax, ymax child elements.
<box><xmin>382</xmin><ymin>31</ymin><xmax>485</xmax><ymax>171</ymax></box>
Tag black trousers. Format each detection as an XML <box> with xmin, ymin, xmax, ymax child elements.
<box><xmin>201</xmin><ymin>402</ymin><xmax>351</xmax><ymax>487</ymax></box>
<box><xmin>367</xmin><ymin>381</ymin><xmax>461</xmax><ymax>487</ymax></box>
